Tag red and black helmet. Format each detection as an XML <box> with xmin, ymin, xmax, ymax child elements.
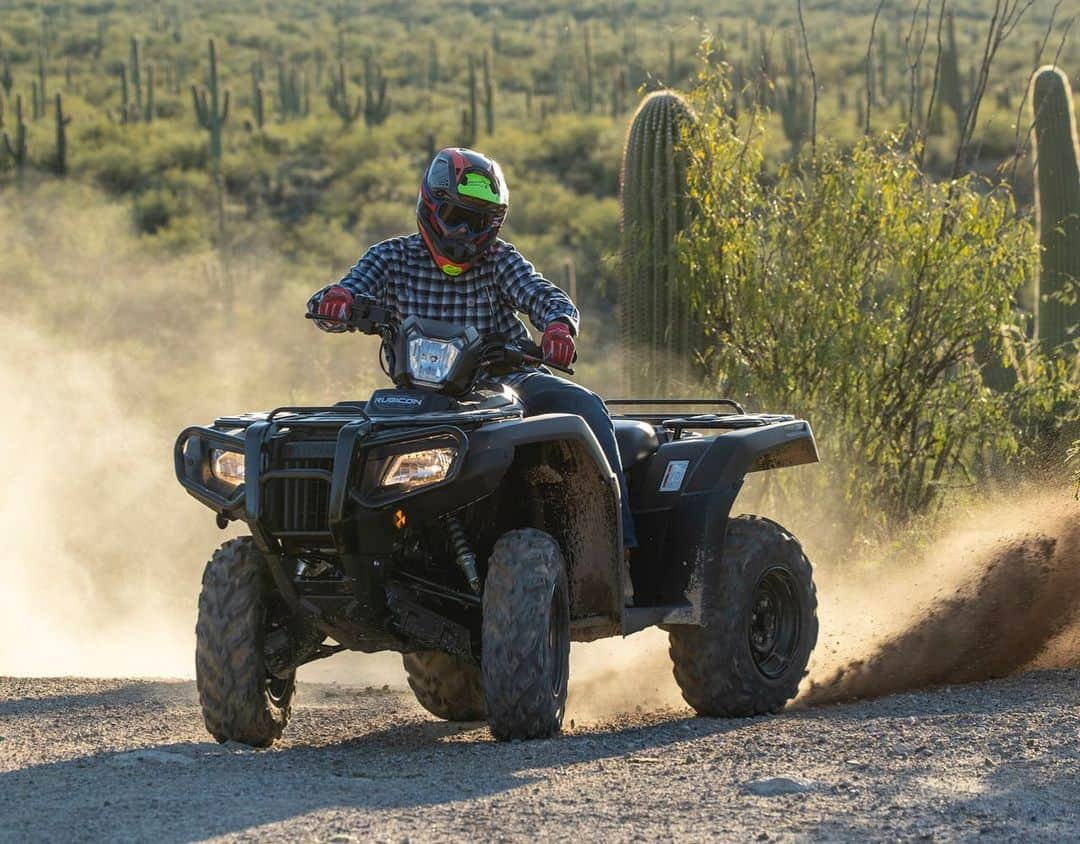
<box><xmin>416</xmin><ymin>147</ymin><xmax>509</xmax><ymax>277</ymax></box>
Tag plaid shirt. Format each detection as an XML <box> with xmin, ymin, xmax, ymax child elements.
<box><xmin>309</xmin><ymin>234</ymin><xmax>579</xmax><ymax>343</ymax></box>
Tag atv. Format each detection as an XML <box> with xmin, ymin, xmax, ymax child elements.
<box><xmin>175</xmin><ymin>304</ymin><xmax>819</xmax><ymax>746</ymax></box>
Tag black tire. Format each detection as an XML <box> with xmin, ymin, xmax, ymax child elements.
<box><xmin>482</xmin><ymin>528</ymin><xmax>570</xmax><ymax>741</ymax></box>
<box><xmin>402</xmin><ymin>651</ymin><xmax>487</xmax><ymax>721</ymax></box>
<box><xmin>668</xmin><ymin>515</ymin><xmax>818</xmax><ymax>717</ymax></box>
<box><xmin>195</xmin><ymin>537</ymin><xmax>295</xmax><ymax>747</ymax></box>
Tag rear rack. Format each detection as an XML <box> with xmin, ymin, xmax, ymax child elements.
<box><xmin>661</xmin><ymin>413</ymin><xmax>795</xmax><ymax>439</ymax></box>
<box><xmin>605</xmin><ymin>397</ymin><xmax>746</xmax><ymax>426</ymax></box>
<box><xmin>605</xmin><ymin>398</ymin><xmax>746</xmax><ymax>413</ymax></box>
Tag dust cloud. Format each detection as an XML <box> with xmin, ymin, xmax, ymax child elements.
<box><xmin>565</xmin><ymin>488</ymin><xmax>1080</xmax><ymax>722</ymax></box>
<box><xmin>802</xmin><ymin>489</ymin><xmax>1080</xmax><ymax>705</ymax></box>
<box><xmin>0</xmin><ymin>188</ymin><xmax>393</xmax><ymax>681</ymax></box>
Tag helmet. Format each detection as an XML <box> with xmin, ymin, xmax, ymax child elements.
<box><xmin>416</xmin><ymin>147</ymin><xmax>509</xmax><ymax>277</ymax></box>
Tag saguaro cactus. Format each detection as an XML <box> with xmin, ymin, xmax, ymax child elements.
<box><xmin>363</xmin><ymin>51</ymin><xmax>390</xmax><ymax>127</ymax></box>
<box><xmin>2</xmin><ymin>93</ymin><xmax>28</xmax><ymax>185</ymax></box>
<box><xmin>327</xmin><ymin>61</ymin><xmax>361</xmax><ymax>126</ymax></box>
<box><xmin>53</xmin><ymin>92</ymin><xmax>71</xmax><ymax>175</ymax></box>
<box><xmin>192</xmin><ymin>38</ymin><xmax>230</xmax><ymax>165</ymax></box>
<box><xmin>481</xmin><ymin>50</ymin><xmax>494</xmax><ymax>134</ymax></box>
<box><xmin>619</xmin><ymin>90</ymin><xmax>699</xmax><ymax>392</ymax></box>
<box><xmin>192</xmin><ymin>38</ymin><xmax>230</xmax><ymax>246</ymax></box>
<box><xmin>130</xmin><ymin>36</ymin><xmax>143</xmax><ymax>116</ymax></box>
<box><xmin>1031</xmin><ymin>66</ymin><xmax>1080</xmax><ymax>352</ymax></box>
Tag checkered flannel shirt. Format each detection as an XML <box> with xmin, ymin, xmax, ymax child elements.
<box><xmin>308</xmin><ymin>234</ymin><xmax>579</xmax><ymax>344</ymax></box>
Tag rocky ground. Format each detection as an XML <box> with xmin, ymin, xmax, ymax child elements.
<box><xmin>1</xmin><ymin>670</ymin><xmax>1077</xmax><ymax>842</ymax></box>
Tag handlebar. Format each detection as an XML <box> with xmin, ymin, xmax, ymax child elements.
<box><xmin>305</xmin><ymin>310</ymin><xmax>574</xmax><ymax>376</ymax></box>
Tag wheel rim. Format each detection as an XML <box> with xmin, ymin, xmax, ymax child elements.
<box><xmin>265</xmin><ymin>673</ymin><xmax>292</xmax><ymax>706</ymax></box>
<box><xmin>748</xmin><ymin>566</ymin><xmax>801</xmax><ymax>680</ymax></box>
<box><xmin>548</xmin><ymin>581</ymin><xmax>570</xmax><ymax>715</ymax></box>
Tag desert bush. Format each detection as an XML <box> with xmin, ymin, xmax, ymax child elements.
<box><xmin>681</xmin><ymin>69</ymin><xmax>1073</xmax><ymax>528</ymax></box>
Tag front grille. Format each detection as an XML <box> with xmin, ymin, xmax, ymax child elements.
<box><xmin>267</xmin><ymin>456</ymin><xmax>334</xmax><ymax>535</ymax></box>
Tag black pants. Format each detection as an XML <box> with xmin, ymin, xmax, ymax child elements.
<box><xmin>503</xmin><ymin>370</ymin><xmax>638</xmax><ymax>548</ymax></box>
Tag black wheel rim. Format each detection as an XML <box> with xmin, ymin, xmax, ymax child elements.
<box><xmin>266</xmin><ymin>673</ymin><xmax>292</xmax><ymax>706</ymax></box>
<box><xmin>748</xmin><ymin>566</ymin><xmax>801</xmax><ymax>680</ymax></box>
<box><xmin>548</xmin><ymin>580</ymin><xmax>570</xmax><ymax>717</ymax></box>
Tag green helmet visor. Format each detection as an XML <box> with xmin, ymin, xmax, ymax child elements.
<box><xmin>457</xmin><ymin>171</ymin><xmax>504</xmax><ymax>205</ymax></box>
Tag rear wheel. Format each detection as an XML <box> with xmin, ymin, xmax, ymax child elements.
<box><xmin>481</xmin><ymin>528</ymin><xmax>570</xmax><ymax>741</ymax></box>
<box><xmin>402</xmin><ymin>651</ymin><xmax>486</xmax><ymax>721</ymax></box>
<box><xmin>195</xmin><ymin>537</ymin><xmax>295</xmax><ymax>747</ymax></box>
<box><xmin>668</xmin><ymin>515</ymin><xmax>817</xmax><ymax>717</ymax></box>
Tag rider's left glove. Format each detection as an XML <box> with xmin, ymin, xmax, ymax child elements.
<box><xmin>313</xmin><ymin>285</ymin><xmax>354</xmax><ymax>331</ymax></box>
<box><xmin>542</xmin><ymin>321</ymin><xmax>576</xmax><ymax>368</ymax></box>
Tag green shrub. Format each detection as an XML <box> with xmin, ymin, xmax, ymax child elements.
<box><xmin>681</xmin><ymin>70</ymin><xmax>1071</xmax><ymax>528</ymax></box>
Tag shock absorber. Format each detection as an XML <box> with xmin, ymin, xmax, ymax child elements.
<box><xmin>444</xmin><ymin>516</ymin><xmax>481</xmax><ymax>594</ymax></box>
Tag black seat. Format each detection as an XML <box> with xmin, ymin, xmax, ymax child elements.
<box><xmin>613</xmin><ymin>419</ymin><xmax>660</xmax><ymax>470</ymax></box>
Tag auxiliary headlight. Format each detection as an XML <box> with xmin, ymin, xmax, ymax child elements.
<box><xmin>380</xmin><ymin>447</ymin><xmax>456</xmax><ymax>491</ymax></box>
<box><xmin>210</xmin><ymin>448</ymin><xmax>246</xmax><ymax>487</ymax></box>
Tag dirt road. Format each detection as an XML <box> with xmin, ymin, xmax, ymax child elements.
<box><xmin>2</xmin><ymin>670</ymin><xmax>1077</xmax><ymax>842</ymax></box>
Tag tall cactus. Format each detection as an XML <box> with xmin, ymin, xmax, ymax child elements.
<box><xmin>619</xmin><ymin>90</ymin><xmax>700</xmax><ymax>393</ymax></box>
<box><xmin>363</xmin><ymin>51</ymin><xmax>390</xmax><ymax>127</ymax></box>
<box><xmin>327</xmin><ymin>61</ymin><xmax>361</xmax><ymax>126</ymax></box>
<box><xmin>118</xmin><ymin>63</ymin><xmax>130</xmax><ymax>124</ymax></box>
<box><xmin>2</xmin><ymin>93</ymin><xmax>28</xmax><ymax>186</ymax></box>
<box><xmin>130</xmin><ymin>36</ymin><xmax>143</xmax><ymax>116</ymax></box>
<box><xmin>1031</xmin><ymin>66</ymin><xmax>1080</xmax><ymax>352</ymax></box>
<box><xmin>37</xmin><ymin>49</ymin><xmax>47</xmax><ymax>111</ymax></box>
<box><xmin>192</xmin><ymin>38</ymin><xmax>230</xmax><ymax>246</ymax></box>
<box><xmin>1</xmin><ymin>58</ymin><xmax>12</xmax><ymax>95</ymax></box>
<box><xmin>53</xmin><ymin>92</ymin><xmax>71</xmax><ymax>175</ymax></box>
<box><xmin>192</xmin><ymin>38</ymin><xmax>230</xmax><ymax>165</ymax></box>
<box><xmin>481</xmin><ymin>49</ymin><xmax>494</xmax><ymax>134</ymax></box>
<box><xmin>939</xmin><ymin>12</ymin><xmax>966</xmax><ymax>131</ymax></box>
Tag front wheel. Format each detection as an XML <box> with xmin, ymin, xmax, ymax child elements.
<box><xmin>667</xmin><ymin>515</ymin><xmax>818</xmax><ymax>717</ymax></box>
<box><xmin>195</xmin><ymin>537</ymin><xmax>295</xmax><ymax>747</ymax></box>
<box><xmin>481</xmin><ymin>528</ymin><xmax>570</xmax><ymax>741</ymax></box>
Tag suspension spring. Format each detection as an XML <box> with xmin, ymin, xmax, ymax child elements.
<box><xmin>444</xmin><ymin>516</ymin><xmax>480</xmax><ymax>594</ymax></box>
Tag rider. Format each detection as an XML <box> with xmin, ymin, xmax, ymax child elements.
<box><xmin>307</xmin><ymin>147</ymin><xmax>638</xmax><ymax>569</ymax></box>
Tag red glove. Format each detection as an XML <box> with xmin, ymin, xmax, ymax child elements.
<box><xmin>316</xmin><ymin>285</ymin><xmax>354</xmax><ymax>324</ymax></box>
<box><xmin>542</xmin><ymin>321</ymin><xmax>576</xmax><ymax>368</ymax></box>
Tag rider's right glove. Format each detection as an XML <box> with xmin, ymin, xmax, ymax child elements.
<box><xmin>313</xmin><ymin>285</ymin><xmax>354</xmax><ymax>331</ymax></box>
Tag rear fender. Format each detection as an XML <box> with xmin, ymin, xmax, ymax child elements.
<box><xmin>629</xmin><ymin>420</ymin><xmax>817</xmax><ymax>627</ymax></box>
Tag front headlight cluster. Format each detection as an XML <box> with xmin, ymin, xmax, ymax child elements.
<box><xmin>211</xmin><ymin>448</ymin><xmax>246</xmax><ymax>488</ymax></box>
<box><xmin>407</xmin><ymin>336</ymin><xmax>462</xmax><ymax>388</ymax></box>
<box><xmin>379</xmin><ymin>447</ymin><xmax>456</xmax><ymax>491</ymax></box>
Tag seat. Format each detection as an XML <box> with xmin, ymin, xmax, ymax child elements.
<box><xmin>613</xmin><ymin>419</ymin><xmax>660</xmax><ymax>470</ymax></box>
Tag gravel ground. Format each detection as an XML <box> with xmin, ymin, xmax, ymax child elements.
<box><xmin>1</xmin><ymin>670</ymin><xmax>1078</xmax><ymax>842</ymax></box>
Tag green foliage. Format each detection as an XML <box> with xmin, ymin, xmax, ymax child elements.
<box><xmin>1031</xmin><ymin>66</ymin><xmax>1080</xmax><ymax>357</ymax></box>
<box><xmin>619</xmin><ymin>90</ymin><xmax>699</xmax><ymax>393</ymax></box>
<box><xmin>681</xmin><ymin>70</ymin><xmax>1070</xmax><ymax>527</ymax></box>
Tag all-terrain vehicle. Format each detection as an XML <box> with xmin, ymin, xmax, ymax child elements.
<box><xmin>175</xmin><ymin>304</ymin><xmax>820</xmax><ymax>746</ymax></box>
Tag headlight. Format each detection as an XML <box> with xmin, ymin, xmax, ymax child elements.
<box><xmin>211</xmin><ymin>448</ymin><xmax>245</xmax><ymax>487</ymax></box>
<box><xmin>380</xmin><ymin>447</ymin><xmax>456</xmax><ymax>491</ymax></box>
<box><xmin>408</xmin><ymin>336</ymin><xmax>461</xmax><ymax>387</ymax></box>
